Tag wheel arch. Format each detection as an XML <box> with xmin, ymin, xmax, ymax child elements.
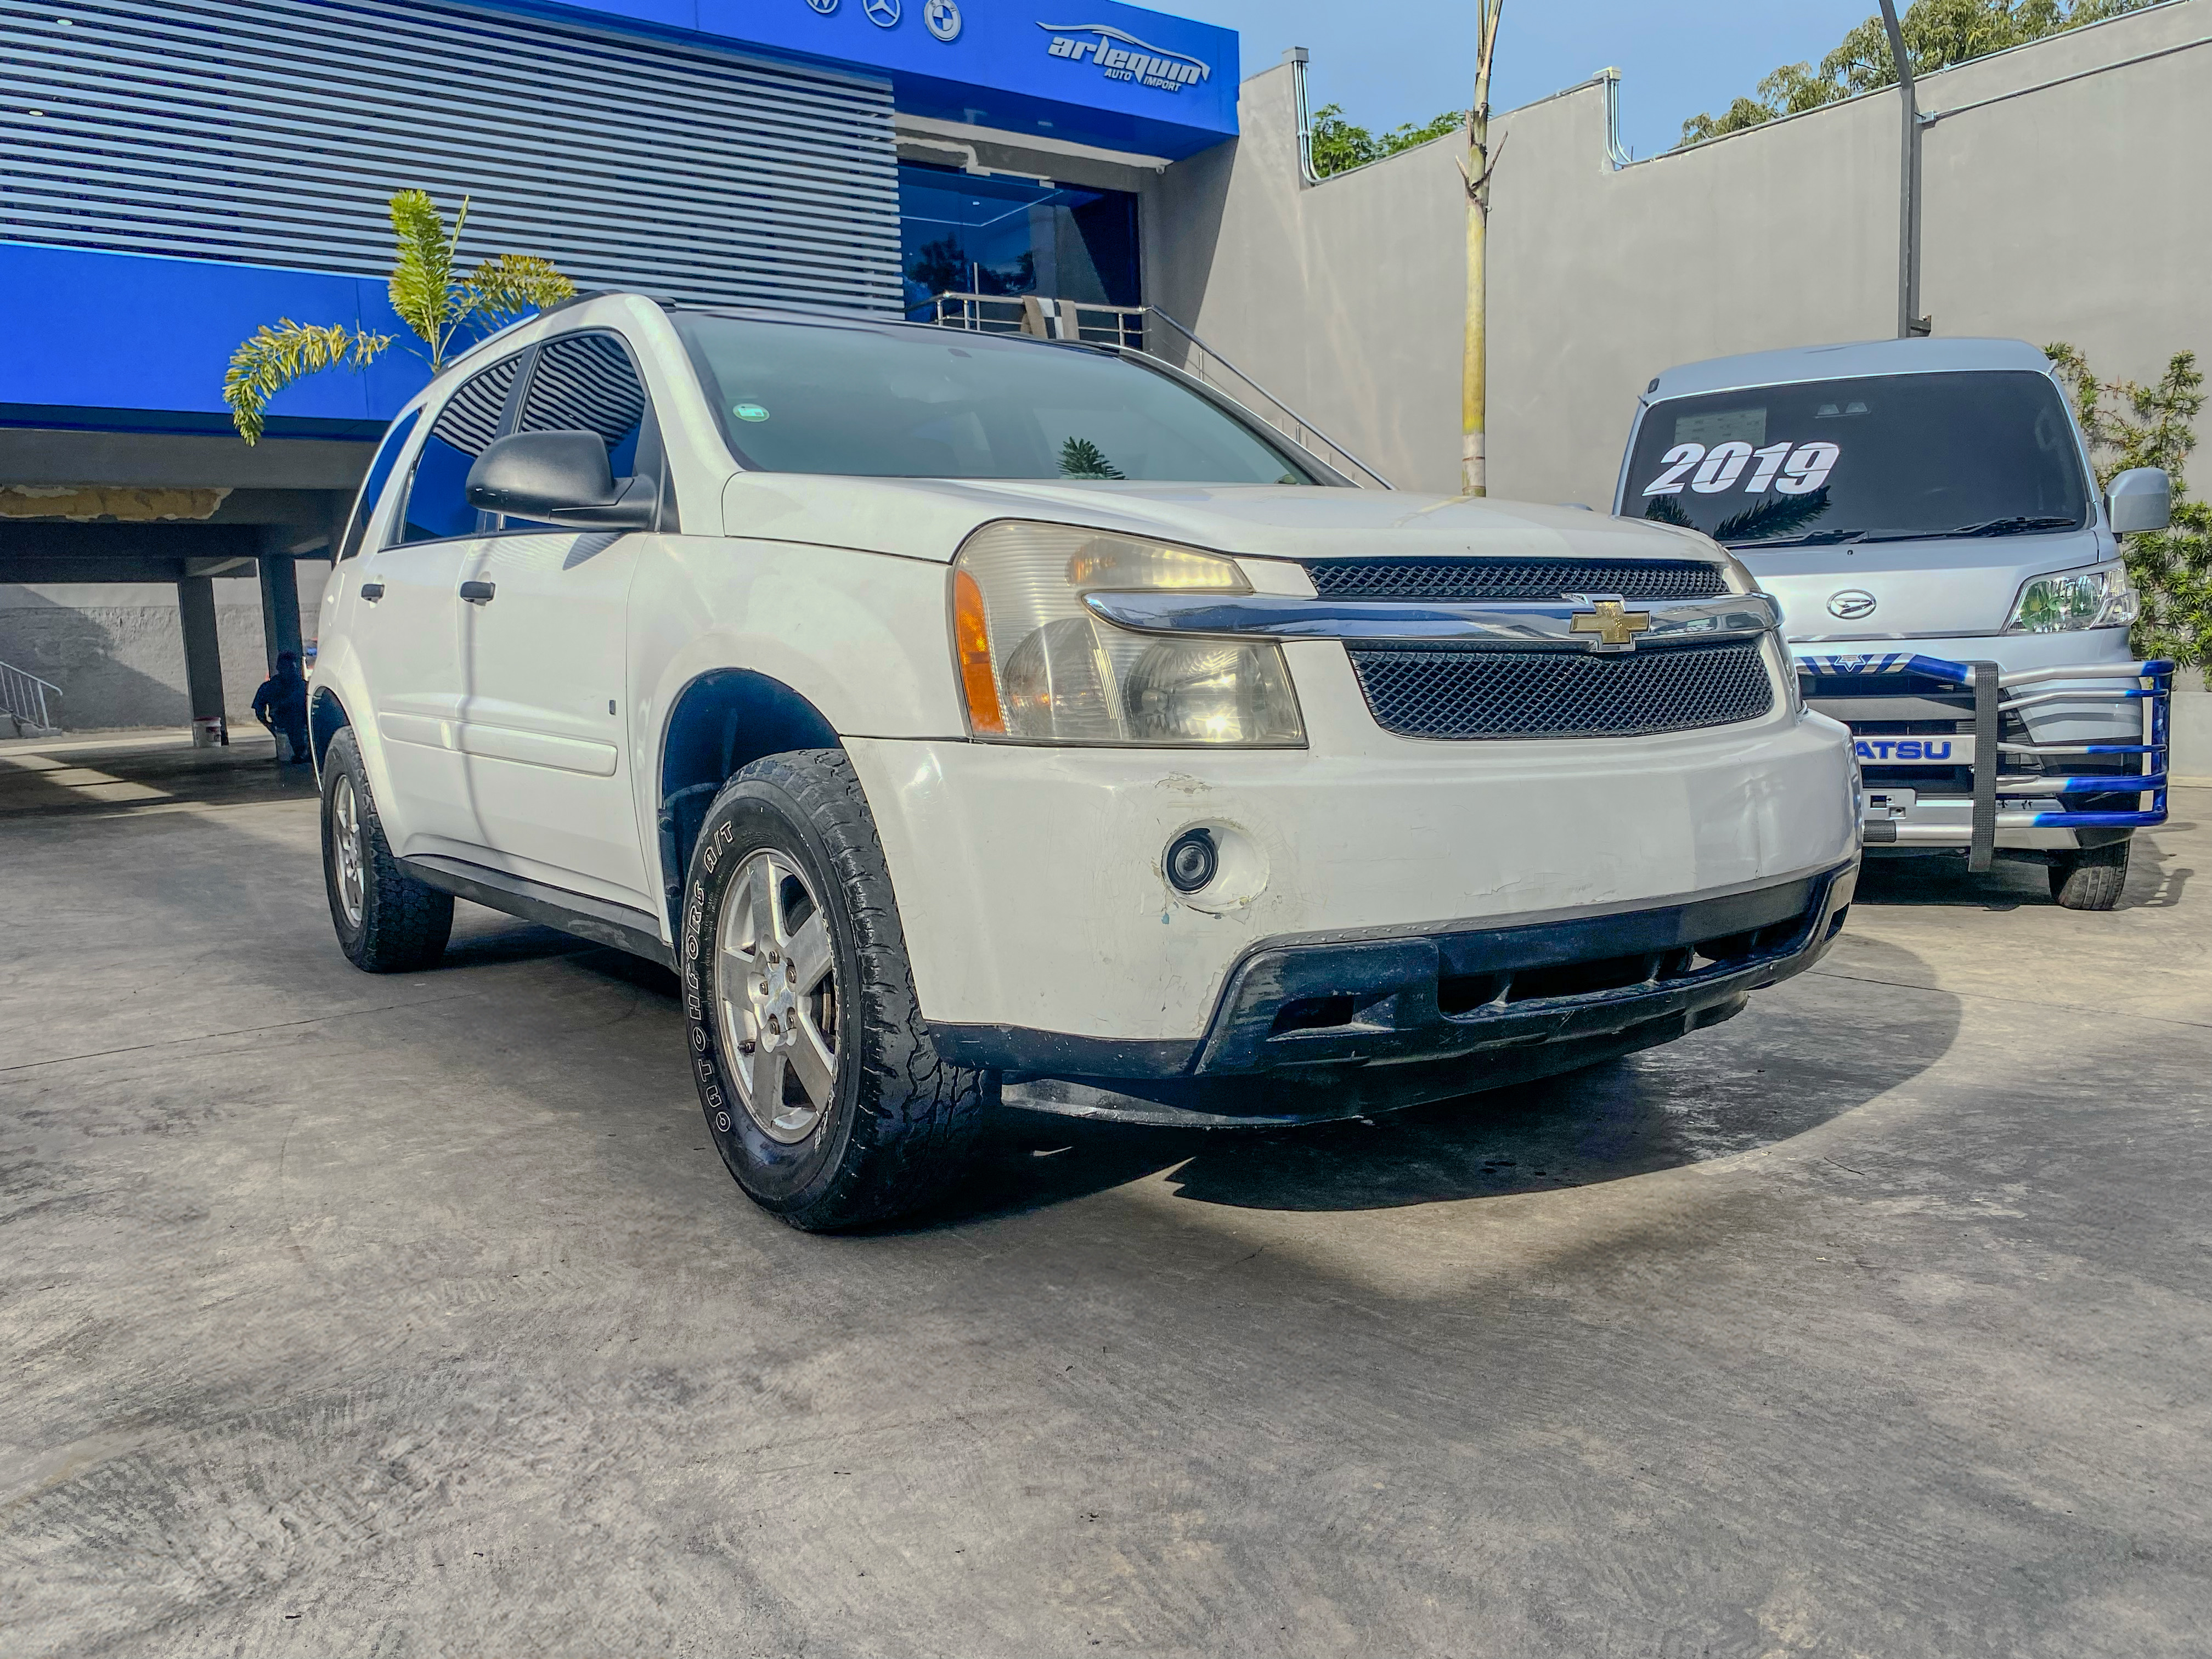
<box><xmin>656</xmin><ymin>668</ymin><xmax>840</xmax><ymax>933</ymax></box>
<box><xmin>309</xmin><ymin>685</ymin><xmax>351</xmax><ymax>774</ymax></box>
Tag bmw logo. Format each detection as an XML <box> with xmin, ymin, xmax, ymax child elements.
<box><xmin>862</xmin><ymin>0</ymin><xmax>899</xmax><ymax>25</ymax></box>
<box><xmin>1827</xmin><ymin>589</ymin><xmax>1877</xmax><ymax>620</ymax></box>
<box><xmin>805</xmin><ymin>0</ymin><xmax>836</xmax><ymax>12</ymax></box>
<box><xmin>923</xmin><ymin>0</ymin><xmax>961</xmax><ymax>39</ymax></box>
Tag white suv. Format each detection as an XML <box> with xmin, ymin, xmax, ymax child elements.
<box><xmin>313</xmin><ymin>294</ymin><xmax>1859</xmax><ymax>1228</ymax></box>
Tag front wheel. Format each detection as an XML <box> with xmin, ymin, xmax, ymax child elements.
<box><xmin>2049</xmin><ymin>838</ymin><xmax>2130</xmax><ymax>911</ymax></box>
<box><xmin>681</xmin><ymin>749</ymin><xmax>985</xmax><ymax>1231</ymax></box>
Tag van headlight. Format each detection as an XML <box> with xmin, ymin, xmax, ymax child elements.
<box><xmin>2005</xmin><ymin>561</ymin><xmax>2139</xmax><ymax>633</ymax></box>
<box><xmin>950</xmin><ymin>522</ymin><xmax>1305</xmax><ymax>747</ymax></box>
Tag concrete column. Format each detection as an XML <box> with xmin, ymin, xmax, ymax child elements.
<box><xmin>176</xmin><ymin>575</ymin><xmax>227</xmax><ymax>745</ymax></box>
<box><xmin>258</xmin><ymin>555</ymin><xmax>303</xmax><ymax>672</ymax></box>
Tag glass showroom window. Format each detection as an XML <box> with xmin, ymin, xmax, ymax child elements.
<box><xmin>898</xmin><ymin>163</ymin><xmax>1140</xmax><ymax>317</ymax></box>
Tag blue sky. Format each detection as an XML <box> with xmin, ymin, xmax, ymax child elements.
<box><xmin>1169</xmin><ymin>0</ymin><xmax>1878</xmax><ymax>161</ymax></box>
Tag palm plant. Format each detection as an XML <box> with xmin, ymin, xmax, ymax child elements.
<box><xmin>223</xmin><ymin>189</ymin><xmax>574</xmax><ymax>443</ymax></box>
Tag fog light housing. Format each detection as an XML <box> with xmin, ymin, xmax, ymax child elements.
<box><xmin>1165</xmin><ymin>828</ymin><xmax>1218</xmax><ymax>894</ymax></box>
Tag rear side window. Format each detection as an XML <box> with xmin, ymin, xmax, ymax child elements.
<box><xmin>336</xmin><ymin>407</ymin><xmax>421</xmax><ymax>560</ymax></box>
<box><xmin>519</xmin><ymin>333</ymin><xmax>648</xmax><ymax>476</ymax></box>
<box><xmin>398</xmin><ymin>355</ymin><xmax>520</xmax><ymax>544</ymax></box>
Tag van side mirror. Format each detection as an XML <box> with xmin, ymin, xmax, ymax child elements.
<box><xmin>466</xmin><ymin>430</ymin><xmax>654</xmax><ymax>529</ymax></box>
<box><xmin>2106</xmin><ymin>467</ymin><xmax>2171</xmax><ymax>535</ymax></box>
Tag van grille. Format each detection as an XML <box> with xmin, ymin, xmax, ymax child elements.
<box><xmin>1304</xmin><ymin>557</ymin><xmax>1729</xmax><ymax>602</ymax></box>
<box><xmin>1348</xmin><ymin>642</ymin><xmax>1774</xmax><ymax>740</ymax></box>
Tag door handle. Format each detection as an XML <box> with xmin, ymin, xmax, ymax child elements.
<box><xmin>359</xmin><ymin>582</ymin><xmax>385</xmax><ymax>602</ymax></box>
<box><xmin>459</xmin><ymin>580</ymin><xmax>496</xmax><ymax>604</ymax></box>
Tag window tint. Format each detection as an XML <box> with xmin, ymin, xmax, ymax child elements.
<box><xmin>520</xmin><ymin>334</ymin><xmax>647</xmax><ymax>477</ymax></box>
<box><xmin>672</xmin><ymin>313</ymin><xmax>1316</xmax><ymax>484</ymax></box>
<box><xmin>337</xmin><ymin>407</ymin><xmax>420</xmax><ymax>560</ymax></box>
<box><xmin>1623</xmin><ymin>371</ymin><xmax>2089</xmax><ymax>548</ymax></box>
<box><xmin>398</xmin><ymin>356</ymin><xmax>520</xmax><ymax>544</ymax></box>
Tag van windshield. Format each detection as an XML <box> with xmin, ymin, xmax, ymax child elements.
<box><xmin>671</xmin><ymin>312</ymin><xmax>1318</xmax><ymax>485</ymax></box>
<box><xmin>1622</xmin><ymin>370</ymin><xmax>2090</xmax><ymax>548</ymax></box>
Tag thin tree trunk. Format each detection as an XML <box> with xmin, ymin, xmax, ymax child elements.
<box><xmin>1462</xmin><ymin>1</ymin><xmax>1505</xmax><ymax>497</ymax></box>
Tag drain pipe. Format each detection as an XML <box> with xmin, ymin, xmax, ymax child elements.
<box><xmin>1877</xmin><ymin>0</ymin><xmax>1931</xmax><ymax>337</ymax></box>
<box><xmin>1286</xmin><ymin>46</ymin><xmax>1318</xmax><ymax>184</ymax></box>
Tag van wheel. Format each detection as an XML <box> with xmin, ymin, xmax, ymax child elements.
<box><xmin>321</xmin><ymin>727</ymin><xmax>453</xmax><ymax>970</ymax></box>
<box><xmin>681</xmin><ymin>749</ymin><xmax>985</xmax><ymax>1231</ymax></box>
<box><xmin>2049</xmin><ymin>839</ymin><xmax>2130</xmax><ymax>911</ymax></box>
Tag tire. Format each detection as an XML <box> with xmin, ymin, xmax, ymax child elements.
<box><xmin>321</xmin><ymin>726</ymin><xmax>454</xmax><ymax>971</ymax></box>
<box><xmin>680</xmin><ymin>749</ymin><xmax>985</xmax><ymax>1231</ymax></box>
<box><xmin>2049</xmin><ymin>838</ymin><xmax>2130</xmax><ymax>911</ymax></box>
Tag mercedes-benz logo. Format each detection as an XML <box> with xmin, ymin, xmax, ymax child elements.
<box><xmin>1827</xmin><ymin>589</ymin><xmax>1877</xmax><ymax>620</ymax></box>
<box><xmin>805</xmin><ymin>0</ymin><xmax>837</xmax><ymax>13</ymax></box>
<box><xmin>922</xmin><ymin>0</ymin><xmax>961</xmax><ymax>40</ymax></box>
<box><xmin>862</xmin><ymin>0</ymin><xmax>899</xmax><ymax>25</ymax></box>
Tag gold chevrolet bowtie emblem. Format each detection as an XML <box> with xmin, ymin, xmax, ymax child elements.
<box><xmin>1568</xmin><ymin>597</ymin><xmax>1653</xmax><ymax>651</ymax></box>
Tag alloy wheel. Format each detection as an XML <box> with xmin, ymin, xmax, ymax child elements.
<box><xmin>715</xmin><ymin>850</ymin><xmax>839</xmax><ymax>1143</ymax></box>
<box><xmin>331</xmin><ymin>773</ymin><xmax>366</xmax><ymax>929</ymax></box>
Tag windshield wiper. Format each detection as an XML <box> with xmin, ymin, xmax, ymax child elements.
<box><xmin>1938</xmin><ymin>515</ymin><xmax>2079</xmax><ymax>537</ymax></box>
<box><xmin>1727</xmin><ymin>529</ymin><xmax>1869</xmax><ymax>549</ymax></box>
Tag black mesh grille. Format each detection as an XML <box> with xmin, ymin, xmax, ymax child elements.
<box><xmin>1305</xmin><ymin>557</ymin><xmax>1730</xmax><ymax>601</ymax></box>
<box><xmin>1348</xmin><ymin>642</ymin><xmax>1774</xmax><ymax>740</ymax></box>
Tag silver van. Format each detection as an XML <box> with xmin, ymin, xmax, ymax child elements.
<box><xmin>1616</xmin><ymin>337</ymin><xmax>2172</xmax><ymax>909</ymax></box>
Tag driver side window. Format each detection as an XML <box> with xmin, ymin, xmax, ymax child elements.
<box><xmin>397</xmin><ymin>354</ymin><xmax>520</xmax><ymax>544</ymax></box>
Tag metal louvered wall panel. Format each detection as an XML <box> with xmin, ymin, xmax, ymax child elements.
<box><xmin>1</xmin><ymin>0</ymin><xmax>902</xmax><ymax>311</ymax></box>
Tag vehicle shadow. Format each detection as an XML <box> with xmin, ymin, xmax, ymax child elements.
<box><xmin>1851</xmin><ymin>826</ymin><xmax>2191</xmax><ymax>912</ymax></box>
<box><xmin>891</xmin><ymin>930</ymin><xmax>1961</xmax><ymax>1227</ymax></box>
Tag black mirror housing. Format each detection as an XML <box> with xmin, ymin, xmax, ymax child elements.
<box><xmin>466</xmin><ymin>430</ymin><xmax>654</xmax><ymax>529</ymax></box>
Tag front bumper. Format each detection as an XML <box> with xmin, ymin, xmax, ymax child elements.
<box><xmin>963</xmin><ymin>861</ymin><xmax>1855</xmax><ymax>1125</ymax></box>
<box><xmin>1797</xmin><ymin>651</ymin><xmax>2171</xmax><ymax>864</ymax></box>
<box><xmin>846</xmin><ymin>661</ymin><xmax>1859</xmax><ymax>1050</ymax></box>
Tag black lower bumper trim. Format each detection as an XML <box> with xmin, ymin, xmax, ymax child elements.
<box><xmin>930</xmin><ymin>862</ymin><xmax>1855</xmax><ymax>1091</ymax></box>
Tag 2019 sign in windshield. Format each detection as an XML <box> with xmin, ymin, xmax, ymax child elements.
<box><xmin>1625</xmin><ymin>370</ymin><xmax>2089</xmax><ymax>548</ymax></box>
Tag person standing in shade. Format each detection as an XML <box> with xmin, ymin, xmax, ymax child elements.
<box><xmin>252</xmin><ymin>650</ymin><xmax>311</xmax><ymax>764</ymax></box>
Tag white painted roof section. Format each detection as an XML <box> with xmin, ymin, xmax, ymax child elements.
<box><xmin>1647</xmin><ymin>337</ymin><xmax>2054</xmax><ymax>401</ymax></box>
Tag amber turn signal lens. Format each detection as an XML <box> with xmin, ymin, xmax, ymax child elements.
<box><xmin>953</xmin><ymin>569</ymin><xmax>1006</xmax><ymax>736</ymax></box>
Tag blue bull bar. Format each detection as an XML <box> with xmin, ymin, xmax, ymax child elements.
<box><xmin>1794</xmin><ymin>651</ymin><xmax>2171</xmax><ymax>871</ymax></box>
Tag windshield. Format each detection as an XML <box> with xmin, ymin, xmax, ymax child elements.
<box><xmin>672</xmin><ymin>313</ymin><xmax>1319</xmax><ymax>484</ymax></box>
<box><xmin>1622</xmin><ymin>370</ymin><xmax>2089</xmax><ymax>547</ymax></box>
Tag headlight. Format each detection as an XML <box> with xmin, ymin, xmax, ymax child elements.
<box><xmin>2005</xmin><ymin>561</ymin><xmax>2139</xmax><ymax>633</ymax></box>
<box><xmin>950</xmin><ymin>522</ymin><xmax>1305</xmax><ymax>747</ymax></box>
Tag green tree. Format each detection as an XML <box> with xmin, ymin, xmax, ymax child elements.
<box><xmin>1309</xmin><ymin>103</ymin><xmax>1466</xmax><ymax>178</ymax></box>
<box><xmin>223</xmin><ymin>189</ymin><xmax>574</xmax><ymax>443</ymax></box>
<box><xmin>1058</xmin><ymin>437</ymin><xmax>1125</xmax><ymax>479</ymax></box>
<box><xmin>2047</xmin><ymin>343</ymin><xmax>2212</xmax><ymax>668</ymax></box>
<box><xmin>1678</xmin><ymin>0</ymin><xmax>2154</xmax><ymax>146</ymax></box>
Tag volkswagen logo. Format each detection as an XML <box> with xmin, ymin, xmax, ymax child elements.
<box><xmin>862</xmin><ymin>0</ymin><xmax>899</xmax><ymax>25</ymax></box>
<box><xmin>805</xmin><ymin>0</ymin><xmax>837</xmax><ymax>12</ymax></box>
<box><xmin>1827</xmin><ymin>589</ymin><xmax>1877</xmax><ymax>620</ymax></box>
<box><xmin>923</xmin><ymin>0</ymin><xmax>961</xmax><ymax>40</ymax></box>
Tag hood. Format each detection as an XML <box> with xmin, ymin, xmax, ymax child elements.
<box><xmin>1740</xmin><ymin>528</ymin><xmax>2109</xmax><ymax>641</ymax></box>
<box><xmin>721</xmin><ymin>475</ymin><xmax>1730</xmax><ymax>567</ymax></box>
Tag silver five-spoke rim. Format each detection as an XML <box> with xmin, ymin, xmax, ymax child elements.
<box><xmin>715</xmin><ymin>850</ymin><xmax>838</xmax><ymax>1144</ymax></box>
<box><xmin>331</xmin><ymin>773</ymin><xmax>366</xmax><ymax>929</ymax></box>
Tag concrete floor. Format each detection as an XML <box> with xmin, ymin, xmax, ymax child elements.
<box><xmin>3</xmin><ymin>733</ymin><xmax>2208</xmax><ymax>1657</ymax></box>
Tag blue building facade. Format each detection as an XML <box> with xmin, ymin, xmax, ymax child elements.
<box><xmin>2</xmin><ymin>0</ymin><xmax>1238</xmax><ymax>438</ymax></box>
<box><xmin>0</xmin><ymin>0</ymin><xmax>1240</xmax><ymax>733</ymax></box>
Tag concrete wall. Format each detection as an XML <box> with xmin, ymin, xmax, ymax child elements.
<box><xmin>1146</xmin><ymin>63</ymin><xmax>1469</xmax><ymax>493</ymax></box>
<box><xmin>0</xmin><ymin>567</ymin><xmax>327</xmax><ymax>733</ymax></box>
<box><xmin>1165</xmin><ymin>0</ymin><xmax>2212</xmax><ymax>505</ymax></box>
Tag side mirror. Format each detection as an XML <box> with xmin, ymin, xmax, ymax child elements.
<box><xmin>466</xmin><ymin>430</ymin><xmax>654</xmax><ymax>529</ymax></box>
<box><xmin>2106</xmin><ymin>467</ymin><xmax>2171</xmax><ymax>535</ymax></box>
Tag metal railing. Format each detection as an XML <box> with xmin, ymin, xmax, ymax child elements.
<box><xmin>1</xmin><ymin>659</ymin><xmax>63</xmax><ymax>737</ymax></box>
<box><xmin>919</xmin><ymin>292</ymin><xmax>1395</xmax><ymax>489</ymax></box>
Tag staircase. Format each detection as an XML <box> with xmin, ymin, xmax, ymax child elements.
<box><xmin>1</xmin><ymin>659</ymin><xmax>63</xmax><ymax>738</ymax></box>
<box><xmin>922</xmin><ymin>292</ymin><xmax>1395</xmax><ymax>490</ymax></box>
